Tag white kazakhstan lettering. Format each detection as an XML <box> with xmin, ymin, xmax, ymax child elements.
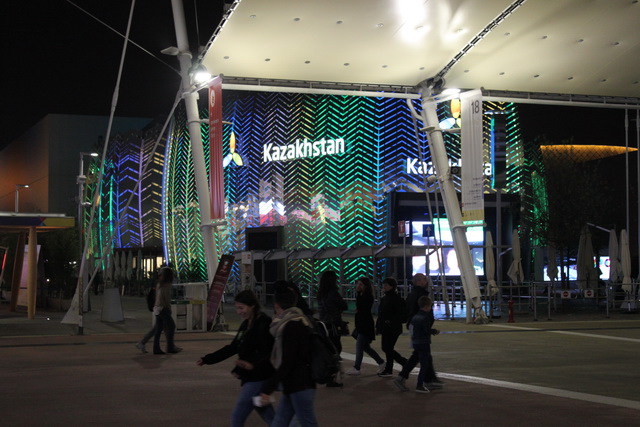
<box><xmin>406</xmin><ymin>158</ymin><xmax>492</xmax><ymax>176</ymax></box>
<box><xmin>263</xmin><ymin>138</ymin><xmax>345</xmax><ymax>163</ymax></box>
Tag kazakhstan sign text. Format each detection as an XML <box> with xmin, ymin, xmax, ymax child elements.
<box><xmin>263</xmin><ymin>138</ymin><xmax>345</xmax><ymax>163</ymax></box>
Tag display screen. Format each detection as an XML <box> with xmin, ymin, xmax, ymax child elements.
<box><xmin>411</xmin><ymin>219</ymin><xmax>484</xmax><ymax>276</ymax></box>
<box><xmin>543</xmin><ymin>256</ymin><xmax>610</xmax><ymax>281</ymax></box>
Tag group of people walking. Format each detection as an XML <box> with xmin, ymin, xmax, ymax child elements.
<box><xmin>198</xmin><ymin>281</ymin><xmax>321</xmax><ymax>427</ymax></box>
<box><xmin>348</xmin><ymin>273</ymin><xmax>443</xmax><ymax>394</ymax></box>
<box><xmin>138</xmin><ymin>268</ymin><xmax>441</xmax><ymax>426</ymax></box>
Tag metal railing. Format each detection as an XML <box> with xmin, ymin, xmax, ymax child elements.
<box><xmin>228</xmin><ymin>278</ymin><xmax>638</xmax><ymax>320</ymax></box>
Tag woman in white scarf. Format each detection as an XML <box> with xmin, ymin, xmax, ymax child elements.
<box><xmin>261</xmin><ymin>287</ymin><xmax>319</xmax><ymax>427</ymax></box>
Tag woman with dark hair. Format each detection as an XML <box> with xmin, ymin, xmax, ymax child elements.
<box><xmin>152</xmin><ymin>266</ymin><xmax>181</xmax><ymax>354</ymax></box>
<box><xmin>260</xmin><ymin>286</ymin><xmax>318</xmax><ymax>426</ymax></box>
<box><xmin>317</xmin><ymin>271</ymin><xmax>348</xmax><ymax>353</ymax></box>
<box><xmin>197</xmin><ymin>290</ymin><xmax>275</xmax><ymax>427</ymax></box>
<box><xmin>273</xmin><ymin>280</ymin><xmax>314</xmax><ymax>316</ymax></box>
<box><xmin>376</xmin><ymin>277</ymin><xmax>408</xmax><ymax>377</ymax></box>
<box><xmin>317</xmin><ymin>270</ymin><xmax>348</xmax><ymax>387</ymax></box>
<box><xmin>346</xmin><ymin>277</ymin><xmax>386</xmax><ymax>376</ymax></box>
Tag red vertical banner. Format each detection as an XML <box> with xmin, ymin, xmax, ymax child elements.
<box><xmin>209</xmin><ymin>76</ymin><xmax>225</xmax><ymax>220</ymax></box>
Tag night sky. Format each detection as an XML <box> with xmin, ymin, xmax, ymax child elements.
<box><xmin>0</xmin><ymin>0</ymin><xmax>223</xmax><ymax>149</ymax></box>
<box><xmin>0</xmin><ymin>1</ymin><xmax>634</xmax><ymax>151</ymax></box>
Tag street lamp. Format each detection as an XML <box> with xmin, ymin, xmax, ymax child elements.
<box><xmin>14</xmin><ymin>184</ymin><xmax>29</xmax><ymax>212</ymax></box>
<box><xmin>77</xmin><ymin>152</ymin><xmax>98</xmax><ymax>324</ymax></box>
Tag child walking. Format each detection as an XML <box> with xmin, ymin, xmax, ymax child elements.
<box><xmin>393</xmin><ymin>296</ymin><xmax>440</xmax><ymax>393</ymax></box>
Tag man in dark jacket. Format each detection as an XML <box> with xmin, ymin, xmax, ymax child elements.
<box><xmin>261</xmin><ymin>287</ymin><xmax>318</xmax><ymax>427</ymax></box>
<box><xmin>405</xmin><ymin>273</ymin><xmax>429</xmax><ymax>327</ymax></box>
<box><xmin>375</xmin><ymin>277</ymin><xmax>408</xmax><ymax>377</ymax></box>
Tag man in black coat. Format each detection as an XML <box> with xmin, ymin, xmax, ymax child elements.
<box><xmin>376</xmin><ymin>277</ymin><xmax>408</xmax><ymax>377</ymax></box>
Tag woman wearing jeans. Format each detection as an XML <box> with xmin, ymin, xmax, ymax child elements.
<box><xmin>346</xmin><ymin>277</ymin><xmax>386</xmax><ymax>375</ymax></box>
<box><xmin>197</xmin><ymin>290</ymin><xmax>275</xmax><ymax>427</ymax></box>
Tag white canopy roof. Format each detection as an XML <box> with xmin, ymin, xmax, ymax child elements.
<box><xmin>202</xmin><ymin>0</ymin><xmax>640</xmax><ymax>105</ymax></box>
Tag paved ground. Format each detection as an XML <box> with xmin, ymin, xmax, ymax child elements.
<box><xmin>1</xmin><ymin>295</ymin><xmax>639</xmax><ymax>426</ymax></box>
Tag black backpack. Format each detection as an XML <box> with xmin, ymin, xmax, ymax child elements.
<box><xmin>146</xmin><ymin>287</ymin><xmax>156</xmax><ymax>312</ymax></box>
<box><xmin>307</xmin><ymin>319</ymin><xmax>341</xmax><ymax>384</ymax></box>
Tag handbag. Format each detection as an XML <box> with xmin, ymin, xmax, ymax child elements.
<box><xmin>336</xmin><ymin>320</ymin><xmax>350</xmax><ymax>336</ymax></box>
<box><xmin>351</xmin><ymin>328</ymin><xmax>358</xmax><ymax>340</ymax></box>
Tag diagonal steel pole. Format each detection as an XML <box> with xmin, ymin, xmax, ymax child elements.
<box><xmin>417</xmin><ymin>90</ymin><xmax>487</xmax><ymax>324</ymax></box>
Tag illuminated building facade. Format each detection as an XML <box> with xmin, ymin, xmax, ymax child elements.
<box><xmin>86</xmin><ymin>123</ymin><xmax>166</xmax><ymax>278</ymax></box>
<box><xmin>161</xmin><ymin>91</ymin><xmax>533</xmax><ymax>285</ymax></box>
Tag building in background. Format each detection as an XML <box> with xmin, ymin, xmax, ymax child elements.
<box><xmin>0</xmin><ymin>114</ymin><xmax>151</xmax><ymax>215</ymax></box>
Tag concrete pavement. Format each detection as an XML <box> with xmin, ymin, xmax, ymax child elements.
<box><xmin>1</xmin><ymin>295</ymin><xmax>639</xmax><ymax>426</ymax></box>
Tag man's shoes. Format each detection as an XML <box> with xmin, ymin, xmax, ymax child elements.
<box><xmin>426</xmin><ymin>381</ymin><xmax>443</xmax><ymax>389</ymax></box>
<box><xmin>377</xmin><ymin>370</ymin><xmax>393</xmax><ymax>378</ymax></box>
<box><xmin>393</xmin><ymin>376</ymin><xmax>409</xmax><ymax>392</ymax></box>
<box><xmin>345</xmin><ymin>368</ymin><xmax>360</xmax><ymax>376</ymax></box>
<box><xmin>135</xmin><ymin>342</ymin><xmax>148</xmax><ymax>354</ymax></box>
<box><xmin>167</xmin><ymin>347</ymin><xmax>182</xmax><ymax>354</ymax></box>
<box><xmin>326</xmin><ymin>381</ymin><xmax>343</xmax><ymax>388</ymax></box>
<box><xmin>415</xmin><ymin>385</ymin><xmax>431</xmax><ymax>394</ymax></box>
<box><xmin>377</xmin><ymin>363</ymin><xmax>386</xmax><ymax>374</ymax></box>
<box><xmin>153</xmin><ymin>350</ymin><xmax>165</xmax><ymax>355</ymax></box>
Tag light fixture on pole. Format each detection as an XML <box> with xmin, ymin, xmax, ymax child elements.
<box><xmin>15</xmin><ymin>184</ymin><xmax>29</xmax><ymax>213</ymax></box>
<box><xmin>189</xmin><ymin>62</ymin><xmax>212</xmax><ymax>85</ymax></box>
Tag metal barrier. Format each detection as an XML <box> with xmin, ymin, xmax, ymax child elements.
<box><xmin>227</xmin><ymin>277</ymin><xmax>635</xmax><ymax>320</ymax></box>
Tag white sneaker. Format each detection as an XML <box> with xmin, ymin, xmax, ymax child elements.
<box><xmin>346</xmin><ymin>368</ymin><xmax>361</xmax><ymax>376</ymax></box>
<box><xmin>377</xmin><ymin>363</ymin><xmax>386</xmax><ymax>374</ymax></box>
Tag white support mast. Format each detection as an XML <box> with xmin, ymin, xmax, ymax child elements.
<box><xmin>417</xmin><ymin>80</ymin><xmax>487</xmax><ymax>324</ymax></box>
<box><xmin>170</xmin><ymin>0</ymin><xmax>218</xmax><ymax>282</ymax></box>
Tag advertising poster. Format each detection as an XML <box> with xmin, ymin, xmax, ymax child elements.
<box><xmin>206</xmin><ymin>254</ymin><xmax>234</xmax><ymax>330</ymax></box>
<box><xmin>460</xmin><ymin>89</ymin><xmax>484</xmax><ymax>224</ymax></box>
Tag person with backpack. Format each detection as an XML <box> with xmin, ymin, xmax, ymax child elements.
<box><xmin>135</xmin><ymin>266</ymin><xmax>181</xmax><ymax>355</ymax></box>
<box><xmin>260</xmin><ymin>286</ymin><xmax>318</xmax><ymax>427</ymax></box>
<box><xmin>346</xmin><ymin>276</ymin><xmax>386</xmax><ymax>376</ymax></box>
<box><xmin>275</xmin><ymin>280</ymin><xmax>340</xmax><ymax>385</ymax></box>
<box><xmin>196</xmin><ymin>290</ymin><xmax>275</xmax><ymax>427</ymax></box>
<box><xmin>375</xmin><ymin>277</ymin><xmax>408</xmax><ymax>377</ymax></box>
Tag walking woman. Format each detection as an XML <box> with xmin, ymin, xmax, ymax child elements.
<box><xmin>346</xmin><ymin>276</ymin><xmax>386</xmax><ymax>376</ymax></box>
<box><xmin>196</xmin><ymin>290</ymin><xmax>275</xmax><ymax>427</ymax></box>
<box><xmin>317</xmin><ymin>270</ymin><xmax>348</xmax><ymax>355</ymax></box>
<box><xmin>317</xmin><ymin>270</ymin><xmax>348</xmax><ymax>387</ymax></box>
<box><xmin>152</xmin><ymin>266</ymin><xmax>181</xmax><ymax>354</ymax></box>
<box><xmin>376</xmin><ymin>277</ymin><xmax>408</xmax><ymax>377</ymax></box>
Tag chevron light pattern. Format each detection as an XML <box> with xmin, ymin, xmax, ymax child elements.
<box><xmin>163</xmin><ymin>92</ymin><xmax>527</xmax><ymax>285</ymax></box>
<box><xmin>85</xmin><ymin>125</ymin><xmax>165</xmax><ymax>275</ymax></box>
